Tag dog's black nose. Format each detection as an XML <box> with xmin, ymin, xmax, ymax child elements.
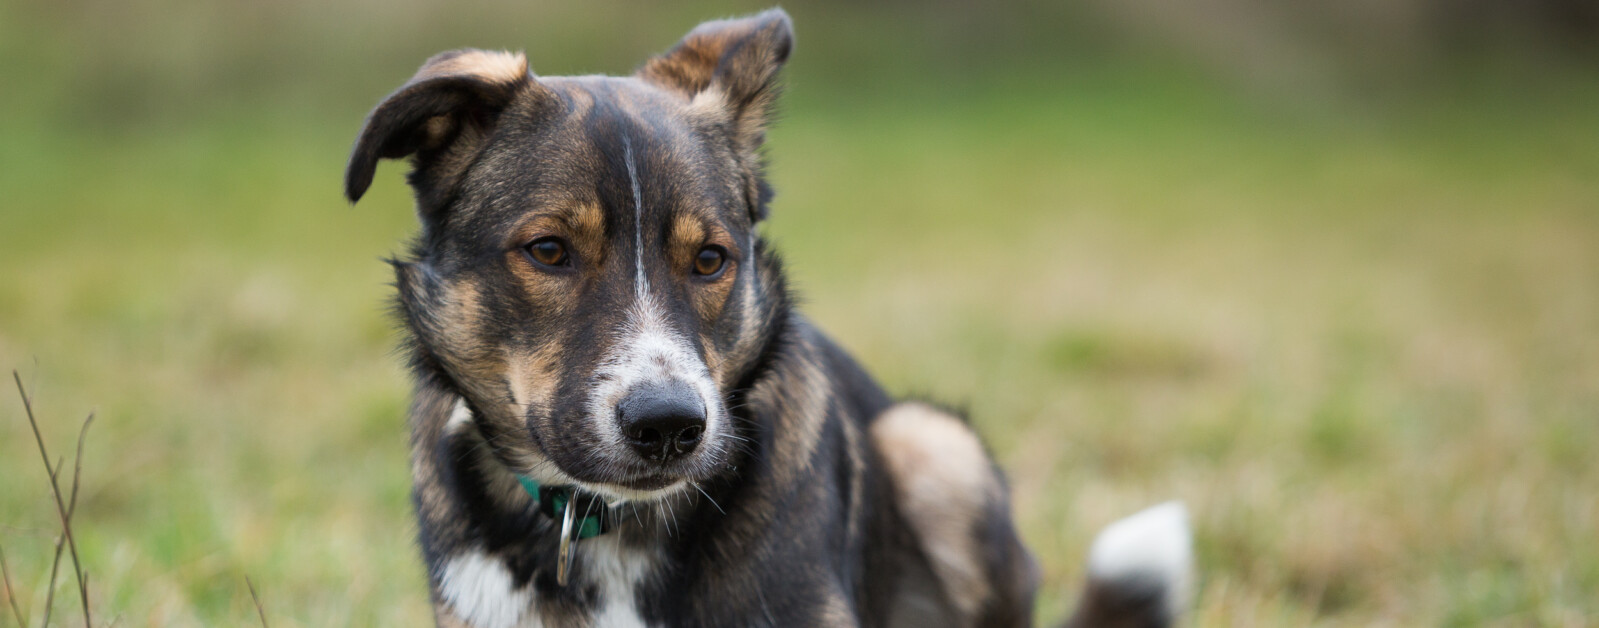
<box><xmin>618</xmin><ymin>381</ymin><xmax>706</xmax><ymax>463</ymax></box>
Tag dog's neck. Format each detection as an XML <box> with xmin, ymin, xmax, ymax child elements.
<box><xmin>407</xmin><ymin>312</ymin><xmax>871</xmax><ymax>627</ymax></box>
<box><xmin>425</xmin><ymin>396</ymin><xmax>706</xmax><ymax>627</ymax></box>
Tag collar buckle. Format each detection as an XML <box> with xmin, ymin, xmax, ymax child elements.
<box><xmin>517</xmin><ymin>475</ymin><xmax>611</xmax><ymax>587</ymax></box>
<box><xmin>516</xmin><ymin>475</ymin><xmax>611</xmax><ymax>539</ymax></box>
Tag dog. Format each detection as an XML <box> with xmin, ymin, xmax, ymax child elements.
<box><xmin>343</xmin><ymin>9</ymin><xmax>1192</xmax><ymax>627</ymax></box>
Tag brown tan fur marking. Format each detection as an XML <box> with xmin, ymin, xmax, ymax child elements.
<box><xmin>872</xmin><ymin>403</ymin><xmax>998</xmax><ymax>624</ymax></box>
<box><xmin>416</xmin><ymin>49</ymin><xmax>530</xmax><ymax>85</ymax></box>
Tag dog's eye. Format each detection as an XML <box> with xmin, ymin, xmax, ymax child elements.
<box><xmin>525</xmin><ymin>237</ymin><xmax>570</xmax><ymax>268</ymax></box>
<box><xmin>693</xmin><ymin>246</ymin><xmax>726</xmax><ymax>277</ymax></box>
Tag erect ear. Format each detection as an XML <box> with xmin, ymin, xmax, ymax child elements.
<box><xmin>637</xmin><ymin>9</ymin><xmax>792</xmax><ymax>222</ymax></box>
<box><xmin>344</xmin><ymin>49</ymin><xmax>540</xmax><ymax>207</ymax></box>
<box><xmin>637</xmin><ymin>8</ymin><xmax>793</xmax><ymax>150</ymax></box>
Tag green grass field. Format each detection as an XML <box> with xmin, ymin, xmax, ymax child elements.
<box><xmin>3</xmin><ymin>3</ymin><xmax>1598</xmax><ymax>626</ymax></box>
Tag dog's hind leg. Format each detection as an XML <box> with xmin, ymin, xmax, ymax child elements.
<box><xmin>873</xmin><ymin>403</ymin><xmax>1193</xmax><ymax>628</ymax></box>
<box><xmin>871</xmin><ymin>403</ymin><xmax>1039</xmax><ymax>628</ymax></box>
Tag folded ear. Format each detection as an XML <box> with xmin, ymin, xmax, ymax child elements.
<box><xmin>344</xmin><ymin>49</ymin><xmax>539</xmax><ymax>207</ymax></box>
<box><xmin>637</xmin><ymin>8</ymin><xmax>793</xmax><ymax>150</ymax></box>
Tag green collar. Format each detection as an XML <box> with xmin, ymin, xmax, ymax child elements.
<box><xmin>516</xmin><ymin>475</ymin><xmax>608</xmax><ymax>539</ymax></box>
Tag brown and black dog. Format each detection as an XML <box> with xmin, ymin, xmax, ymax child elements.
<box><xmin>344</xmin><ymin>9</ymin><xmax>1191</xmax><ymax>627</ymax></box>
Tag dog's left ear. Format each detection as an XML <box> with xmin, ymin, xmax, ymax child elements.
<box><xmin>639</xmin><ymin>9</ymin><xmax>793</xmax><ymax>219</ymax></box>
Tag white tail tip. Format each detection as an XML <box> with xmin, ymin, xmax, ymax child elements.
<box><xmin>1086</xmin><ymin>500</ymin><xmax>1194</xmax><ymax>618</ymax></box>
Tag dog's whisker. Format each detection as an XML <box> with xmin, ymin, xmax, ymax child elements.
<box><xmin>691</xmin><ymin>482</ymin><xmax>726</xmax><ymax>516</ymax></box>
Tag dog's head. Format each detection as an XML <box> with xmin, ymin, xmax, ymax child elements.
<box><xmin>345</xmin><ymin>10</ymin><xmax>792</xmax><ymax>501</ymax></box>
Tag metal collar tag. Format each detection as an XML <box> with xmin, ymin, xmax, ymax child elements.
<box><xmin>557</xmin><ymin>501</ymin><xmax>577</xmax><ymax>586</ymax></box>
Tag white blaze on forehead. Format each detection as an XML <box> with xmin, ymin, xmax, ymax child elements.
<box><xmin>625</xmin><ymin>135</ymin><xmax>648</xmax><ymax>300</ymax></box>
<box><xmin>439</xmin><ymin>550</ymin><xmax>532</xmax><ymax>628</ymax></box>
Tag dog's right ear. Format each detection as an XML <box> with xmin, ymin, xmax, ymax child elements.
<box><xmin>345</xmin><ymin>49</ymin><xmax>542</xmax><ymax>206</ymax></box>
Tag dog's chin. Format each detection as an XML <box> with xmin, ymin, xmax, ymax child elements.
<box><xmin>523</xmin><ymin>444</ymin><xmax>725</xmax><ymax>505</ymax></box>
<box><xmin>581</xmin><ymin>476</ymin><xmax>689</xmax><ymax>503</ymax></box>
<box><xmin>568</xmin><ymin>458</ymin><xmax>722</xmax><ymax>504</ymax></box>
<box><xmin>608</xmin><ymin>473</ymin><xmax>681</xmax><ymax>491</ymax></box>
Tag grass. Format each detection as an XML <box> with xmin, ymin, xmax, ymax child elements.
<box><xmin>2</xmin><ymin>7</ymin><xmax>1599</xmax><ymax>625</ymax></box>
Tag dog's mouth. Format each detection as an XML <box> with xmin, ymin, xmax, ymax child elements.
<box><xmin>610</xmin><ymin>473</ymin><xmax>681</xmax><ymax>492</ymax></box>
<box><xmin>511</xmin><ymin>413</ymin><xmax>726</xmax><ymax>505</ymax></box>
<box><xmin>580</xmin><ymin>475</ymin><xmax>689</xmax><ymax>504</ymax></box>
<box><xmin>542</xmin><ymin>451</ymin><xmax>722</xmax><ymax>501</ymax></box>
<box><xmin>529</xmin><ymin>465</ymin><xmax>696</xmax><ymax>506</ymax></box>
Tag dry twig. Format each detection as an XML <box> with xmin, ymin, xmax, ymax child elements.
<box><xmin>0</xmin><ymin>543</ymin><xmax>28</xmax><ymax>628</ymax></box>
<box><xmin>245</xmin><ymin>577</ymin><xmax>269</xmax><ymax>628</ymax></box>
<box><xmin>14</xmin><ymin>370</ymin><xmax>92</xmax><ymax>628</ymax></box>
<box><xmin>40</xmin><ymin>413</ymin><xmax>92</xmax><ymax>628</ymax></box>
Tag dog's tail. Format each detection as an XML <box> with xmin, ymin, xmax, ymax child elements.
<box><xmin>1062</xmin><ymin>501</ymin><xmax>1194</xmax><ymax>628</ymax></box>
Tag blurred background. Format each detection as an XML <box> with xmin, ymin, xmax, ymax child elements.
<box><xmin>2</xmin><ymin>0</ymin><xmax>1596</xmax><ymax>625</ymax></box>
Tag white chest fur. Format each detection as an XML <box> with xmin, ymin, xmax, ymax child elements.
<box><xmin>584</xmin><ymin>535</ymin><xmax>653</xmax><ymax>628</ymax></box>
<box><xmin>439</xmin><ymin>537</ymin><xmax>655</xmax><ymax>628</ymax></box>
<box><xmin>439</xmin><ymin>550</ymin><xmax>531</xmax><ymax>628</ymax></box>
